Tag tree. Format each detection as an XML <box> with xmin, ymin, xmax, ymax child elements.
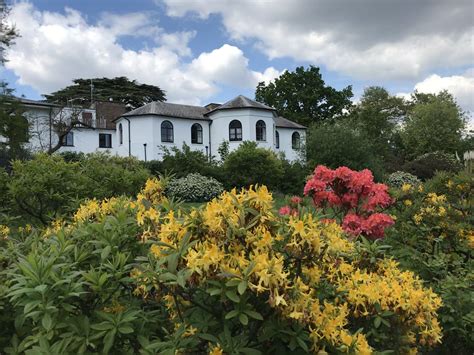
<box><xmin>349</xmin><ymin>86</ymin><xmax>407</xmax><ymax>170</ymax></box>
<box><xmin>401</xmin><ymin>91</ymin><xmax>466</xmax><ymax>158</ymax></box>
<box><xmin>44</xmin><ymin>77</ymin><xmax>166</xmax><ymax>108</ymax></box>
<box><xmin>255</xmin><ymin>66</ymin><xmax>353</xmax><ymax>126</ymax></box>
<box><xmin>0</xmin><ymin>0</ymin><xmax>17</xmax><ymax>64</ymax></box>
<box><xmin>305</xmin><ymin>121</ymin><xmax>385</xmax><ymax>180</ymax></box>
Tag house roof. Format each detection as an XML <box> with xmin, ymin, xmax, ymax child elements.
<box><xmin>274</xmin><ymin>116</ymin><xmax>307</xmax><ymax>129</ymax></box>
<box><xmin>15</xmin><ymin>97</ymin><xmax>57</xmax><ymax>108</ymax></box>
<box><xmin>120</xmin><ymin>101</ymin><xmax>210</xmax><ymax>121</ymax></box>
<box><xmin>205</xmin><ymin>95</ymin><xmax>275</xmax><ymax>115</ymax></box>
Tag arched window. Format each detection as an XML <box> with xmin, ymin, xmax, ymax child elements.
<box><xmin>119</xmin><ymin>123</ymin><xmax>123</xmax><ymax>145</ymax></box>
<box><xmin>161</xmin><ymin>120</ymin><xmax>174</xmax><ymax>143</ymax></box>
<box><xmin>191</xmin><ymin>123</ymin><xmax>203</xmax><ymax>144</ymax></box>
<box><xmin>256</xmin><ymin>120</ymin><xmax>266</xmax><ymax>141</ymax></box>
<box><xmin>275</xmin><ymin>130</ymin><xmax>280</xmax><ymax>149</ymax></box>
<box><xmin>229</xmin><ymin>120</ymin><xmax>242</xmax><ymax>141</ymax></box>
<box><xmin>292</xmin><ymin>132</ymin><xmax>300</xmax><ymax>149</ymax></box>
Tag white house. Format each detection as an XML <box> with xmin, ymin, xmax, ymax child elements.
<box><xmin>113</xmin><ymin>95</ymin><xmax>306</xmax><ymax>161</ymax></box>
<box><xmin>17</xmin><ymin>98</ymin><xmax>121</xmax><ymax>154</ymax></box>
<box><xmin>13</xmin><ymin>95</ymin><xmax>305</xmax><ymax>161</ymax></box>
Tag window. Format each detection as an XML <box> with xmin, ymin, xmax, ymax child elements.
<box><xmin>292</xmin><ymin>132</ymin><xmax>300</xmax><ymax>150</ymax></box>
<box><xmin>256</xmin><ymin>120</ymin><xmax>266</xmax><ymax>141</ymax></box>
<box><xmin>81</xmin><ymin>112</ymin><xmax>93</xmax><ymax>126</ymax></box>
<box><xmin>161</xmin><ymin>120</ymin><xmax>174</xmax><ymax>143</ymax></box>
<box><xmin>99</xmin><ymin>133</ymin><xmax>112</xmax><ymax>148</ymax></box>
<box><xmin>119</xmin><ymin>123</ymin><xmax>123</xmax><ymax>145</ymax></box>
<box><xmin>62</xmin><ymin>132</ymin><xmax>74</xmax><ymax>146</ymax></box>
<box><xmin>191</xmin><ymin>123</ymin><xmax>203</xmax><ymax>144</ymax></box>
<box><xmin>275</xmin><ymin>130</ymin><xmax>280</xmax><ymax>149</ymax></box>
<box><xmin>229</xmin><ymin>120</ymin><xmax>242</xmax><ymax>141</ymax></box>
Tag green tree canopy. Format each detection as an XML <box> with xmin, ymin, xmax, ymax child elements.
<box><xmin>401</xmin><ymin>91</ymin><xmax>466</xmax><ymax>158</ymax></box>
<box><xmin>44</xmin><ymin>77</ymin><xmax>166</xmax><ymax>108</ymax></box>
<box><xmin>349</xmin><ymin>86</ymin><xmax>407</xmax><ymax>167</ymax></box>
<box><xmin>255</xmin><ymin>66</ymin><xmax>353</xmax><ymax>126</ymax></box>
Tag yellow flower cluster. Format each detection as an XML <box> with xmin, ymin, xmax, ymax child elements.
<box><xmin>73</xmin><ymin>197</ymin><xmax>124</xmax><ymax>223</ymax></box>
<box><xmin>413</xmin><ymin>193</ymin><xmax>448</xmax><ymax>225</ymax></box>
<box><xmin>135</xmin><ymin>180</ymin><xmax>442</xmax><ymax>352</ymax></box>
<box><xmin>0</xmin><ymin>224</ymin><xmax>10</xmax><ymax>239</ymax></box>
<box><xmin>134</xmin><ymin>178</ymin><xmax>166</xmax><ymax>226</ymax></box>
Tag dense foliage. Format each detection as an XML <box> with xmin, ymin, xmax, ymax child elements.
<box><xmin>223</xmin><ymin>141</ymin><xmax>284</xmax><ymax>190</ymax></box>
<box><xmin>3</xmin><ymin>153</ymin><xmax>150</xmax><ymax>225</ymax></box>
<box><xmin>386</xmin><ymin>171</ymin><xmax>421</xmax><ymax>189</ymax></box>
<box><xmin>255</xmin><ymin>66</ymin><xmax>353</xmax><ymax>126</ymax></box>
<box><xmin>402</xmin><ymin>151</ymin><xmax>463</xmax><ymax>180</ymax></box>
<box><xmin>0</xmin><ymin>178</ymin><xmax>444</xmax><ymax>353</ymax></box>
<box><xmin>44</xmin><ymin>77</ymin><xmax>166</xmax><ymax>108</ymax></box>
<box><xmin>385</xmin><ymin>171</ymin><xmax>473</xmax><ymax>353</ymax></box>
<box><xmin>166</xmin><ymin>173</ymin><xmax>223</xmax><ymax>202</ymax></box>
<box><xmin>305</xmin><ymin>122</ymin><xmax>385</xmax><ymax>180</ymax></box>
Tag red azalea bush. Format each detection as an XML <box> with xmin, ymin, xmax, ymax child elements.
<box><xmin>304</xmin><ymin>165</ymin><xmax>394</xmax><ymax>239</ymax></box>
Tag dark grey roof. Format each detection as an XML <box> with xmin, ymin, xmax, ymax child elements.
<box><xmin>16</xmin><ymin>97</ymin><xmax>57</xmax><ymax>107</ymax></box>
<box><xmin>274</xmin><ymin>116</ymin><xmax>307</xmax><ymax>129</ymax></box>
<box><xmin>206</xmin><ymin>95</ymin><xmax>275</xmax><ymax>114</ymax></box>
<box><xmin>122</xmin><ymin>101</ymin><xmax>210</xmax><ymax>120</ymax></box>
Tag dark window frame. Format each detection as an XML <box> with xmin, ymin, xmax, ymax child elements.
<box><xmin>119</xmin><ymin>123</ymin><xmax>123</xmax><ymax>145</ymax></box>
<box><xmin>292</xmin><ymin>131</ymin><xmax>301</xmax><ymax>150</ymax></box>
<box><xmin>275</xmin><ymin>130</ymin><xmax>280</xmax><ymax>149</ymax></box>
<box><xmin>191</xmin><ymin>123</ymin><xmax>203</xmax><ymax>144</ymax></box>
<box><xmin>229</xmin><ymin>120</ymin><xmax>242</xmax><ymax>141</ymax></box>
<box><xmin>161</xmin><ymin>120</ymin><xmax>174</xmax><ymax>143</ymax></box>
<box><xmin>99</xmin><ymin>133</ymin><xmax>112</xmax><ymax>148</ymax></box>
<box><xmin>256</xmin><ymin>120</ymin><xmax>266</xmax><ymax>141</ymax></box>
<box><xmin>62</xmin><ymin>131</ymin><xmax>74</xmax><ymax>146</ymax></box>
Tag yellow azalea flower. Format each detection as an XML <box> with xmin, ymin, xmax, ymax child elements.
<box><xmin>209</xmin><ymin>344</ymin><xmax>223</xmax><ymax>355</ymax></box>
<box><xmin>404</xmin><ymin>199</ymin><xmax>413</xmax><ymax>206</ymax></box>
<box><xmin>401</xmin><ymin>183</ymin><xmax>412</xmax><ymax>193</ymax></box>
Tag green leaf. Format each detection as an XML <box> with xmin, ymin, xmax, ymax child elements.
<box><xmin>225</xmin><ymin>310</ymin><xmax>239</xmax><ymax>320</ymax></box>
<box><xmin>239</xmin><ymin>313</ymin><xmax>249</xmax><ymax>325</ymax></box>
<box><xmin>118</xmin><ymin>326</ymin><xmax>134</xmax><ymax>334</ymax></box>
<box><xmin>42</xmin><ymin>313</ymin><xmax>52</xmax><ymax>331</ymax></box>
<box><xmin>374</xmin><ymin>316</ymin><xmax>382</xmax><ymax>328</ymax></box>
<box><xmin>101</xmin><ymin>245</ymin><xmax>111</xmax><ymax>260</ymax></box>
<box><xmin>237</xmin><ymin>280</ymin><xmax>247</xmax><ymax>295</ymax></box>
<box><xmin>225</xmin><ymin>290</ymin><xmax>240</xmax><ymax>303</ymax></box>
<box><xmin>103</xmin><ymin>330</ymin><xmax>116</xmax><ymax>354</ymax></box>
<box><xmin>244</xmin><ymin>310</ymin><xmax>263</xmax><ymax>321</ymax></box>
<box><xmin>91</xmin><ymin>322</ymin><xmax>114</xmax><ymax>331</ymax></box>
<box><xmin>208</xmin><ymin>288</ymin><xmax>222</xmax><ymax>296</ymax></box>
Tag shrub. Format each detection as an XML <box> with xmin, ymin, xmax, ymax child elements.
<box><xmin>223</xmin><ymin>141</ymin><xmax>284</xmax><ymax>189</ymax></box>
<box><xmin>166</xmin><ymin>173</ymin><xmax>224</xmax><ymax>202</ymax></box>
<box><xmin>385</xmin><ymin>171</ymin><xmax>473</xmax><ymax>352</ymax></box>
<box><xmin>386</xmin><ymin>171</ymin><xmax>421</xmax><ymax>188</ymax></box>
<box><xmin>277</xmin><ymin>158</ymin><xmax>309</xmax><ymax>195</ymax></box>
<box><xmin>0</xmin><ymin>179</ymin><xmax>443</xmax><ymax>353</ymax></box>
<box><xmin>6</xmin><ymin>153</ymin><xmax>150</xmax><ymax>225</ymax></box>
<box><xmin>304</xmin><ymin>165</ymin><xmax>394</xmax><ymax>239</ymax></box>
<box><xmin>159</xmin><ymin>143</ymin><xmax>218</xmax><ymax>178</ymax></box>
<box><xmin>306</xmin><ymin>122</ymin><xmax>385</xmax><ymax>180</ymax></box>
<box><xmin>402</xmin><ymin>151</ymin><xmax>463</xmax><ymax>180</ymax></box>
<box><xmin>79</xmin><ymin>152</ymin><xmax>151</xmax><ymax>199</ymax></box>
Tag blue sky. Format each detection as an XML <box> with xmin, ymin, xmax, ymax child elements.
<box><xmin>3</xmin><ymin>0</ymin><xmax>473</xmax><ymax>112</ymax></box>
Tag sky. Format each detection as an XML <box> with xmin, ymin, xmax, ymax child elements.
<box><xmin>2</xmin><ymin>0</ymin><xmax>474</xmax><ymax>114</ymax></box>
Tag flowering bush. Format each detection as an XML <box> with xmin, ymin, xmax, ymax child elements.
<box><xmin>385</xmin><ymin>171</ymin><xmax>473</xmax><ymax>352</ymax></box>
<box><xmin>304</xmin><ymin>166</ymin><xmax>394</xmax><ymax>239</ymax></box>
<box><xmin>386</xmin><ymin>171</ymin><xmax>421</xmax><ymax>189</ymax></box>
<box><xmin>402</xmin><ymin>151</ymin><xmax>463</xmax><ymax>180</ymax></box>
<box><xmin>166</xmin><ymin>173</ymin><xmax>224</xmax><ymax>202</ymax></box>
<box><xmin>0</xmin><ymin>178</ymin><xmax>443</xmax><ymax>353</ymax></box>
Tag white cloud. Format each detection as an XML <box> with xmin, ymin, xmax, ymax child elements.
<box><xmin>397</xmin><ymin>70</ymin><xmax>474</xmax><ymax>113</ymax></box>
<box><xmin>5</xmin><ymin>2</ymin><xmax>279</xmax><ymax>105</ymax></box>
<box><xmin>162</xmin><ymin>0</ymin><xmax>474</xmax><ymax>81</ymax></box>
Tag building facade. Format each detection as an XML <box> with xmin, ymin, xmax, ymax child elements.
<box><xmin>15</xmin><ymin>95</ymin><xmax>306</xmax><ymax>161</ymax></box>
<box><xmin>114</xmin><ymin>95</ymin><xmax>306</xmax><ymax>161</ymax></box>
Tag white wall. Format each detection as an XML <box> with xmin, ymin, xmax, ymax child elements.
<box><xmin>115</xmin><ymin>115</ymin><xmax>210</xmax><ymax>161</ymax></box>
<box><xmin>276</xmin><ymin>128</ymin><xmax>306</xmax><ymax>161</ymax></box>
<box><xmin>209</xmin><ymin>108</ymin><xmax>276</xmax><ymax>158</ymax></box>
<box><xmin>59</xmin><ymin>128</ymin><xmax>116</xmax><ymax>154</ymax></box>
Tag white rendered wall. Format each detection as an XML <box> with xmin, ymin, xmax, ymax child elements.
<box><xmin>59</xmin><ymin>128</ymin><xmax>116</xmax><ymax>154</ymax></box>
<box><xmin>115</xmin><ymin>116</ymin><xmax>210</xmax><ymax>161</ymax></box>
<box><xmin>208</xmin><ymin>108</ymin><xmax>276</xmax><ymax>159</ymax></box>
<box><xmin>276</xmin><ymin>128</ymin><xmax>306</xmax><ymax>161</ymax></box>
